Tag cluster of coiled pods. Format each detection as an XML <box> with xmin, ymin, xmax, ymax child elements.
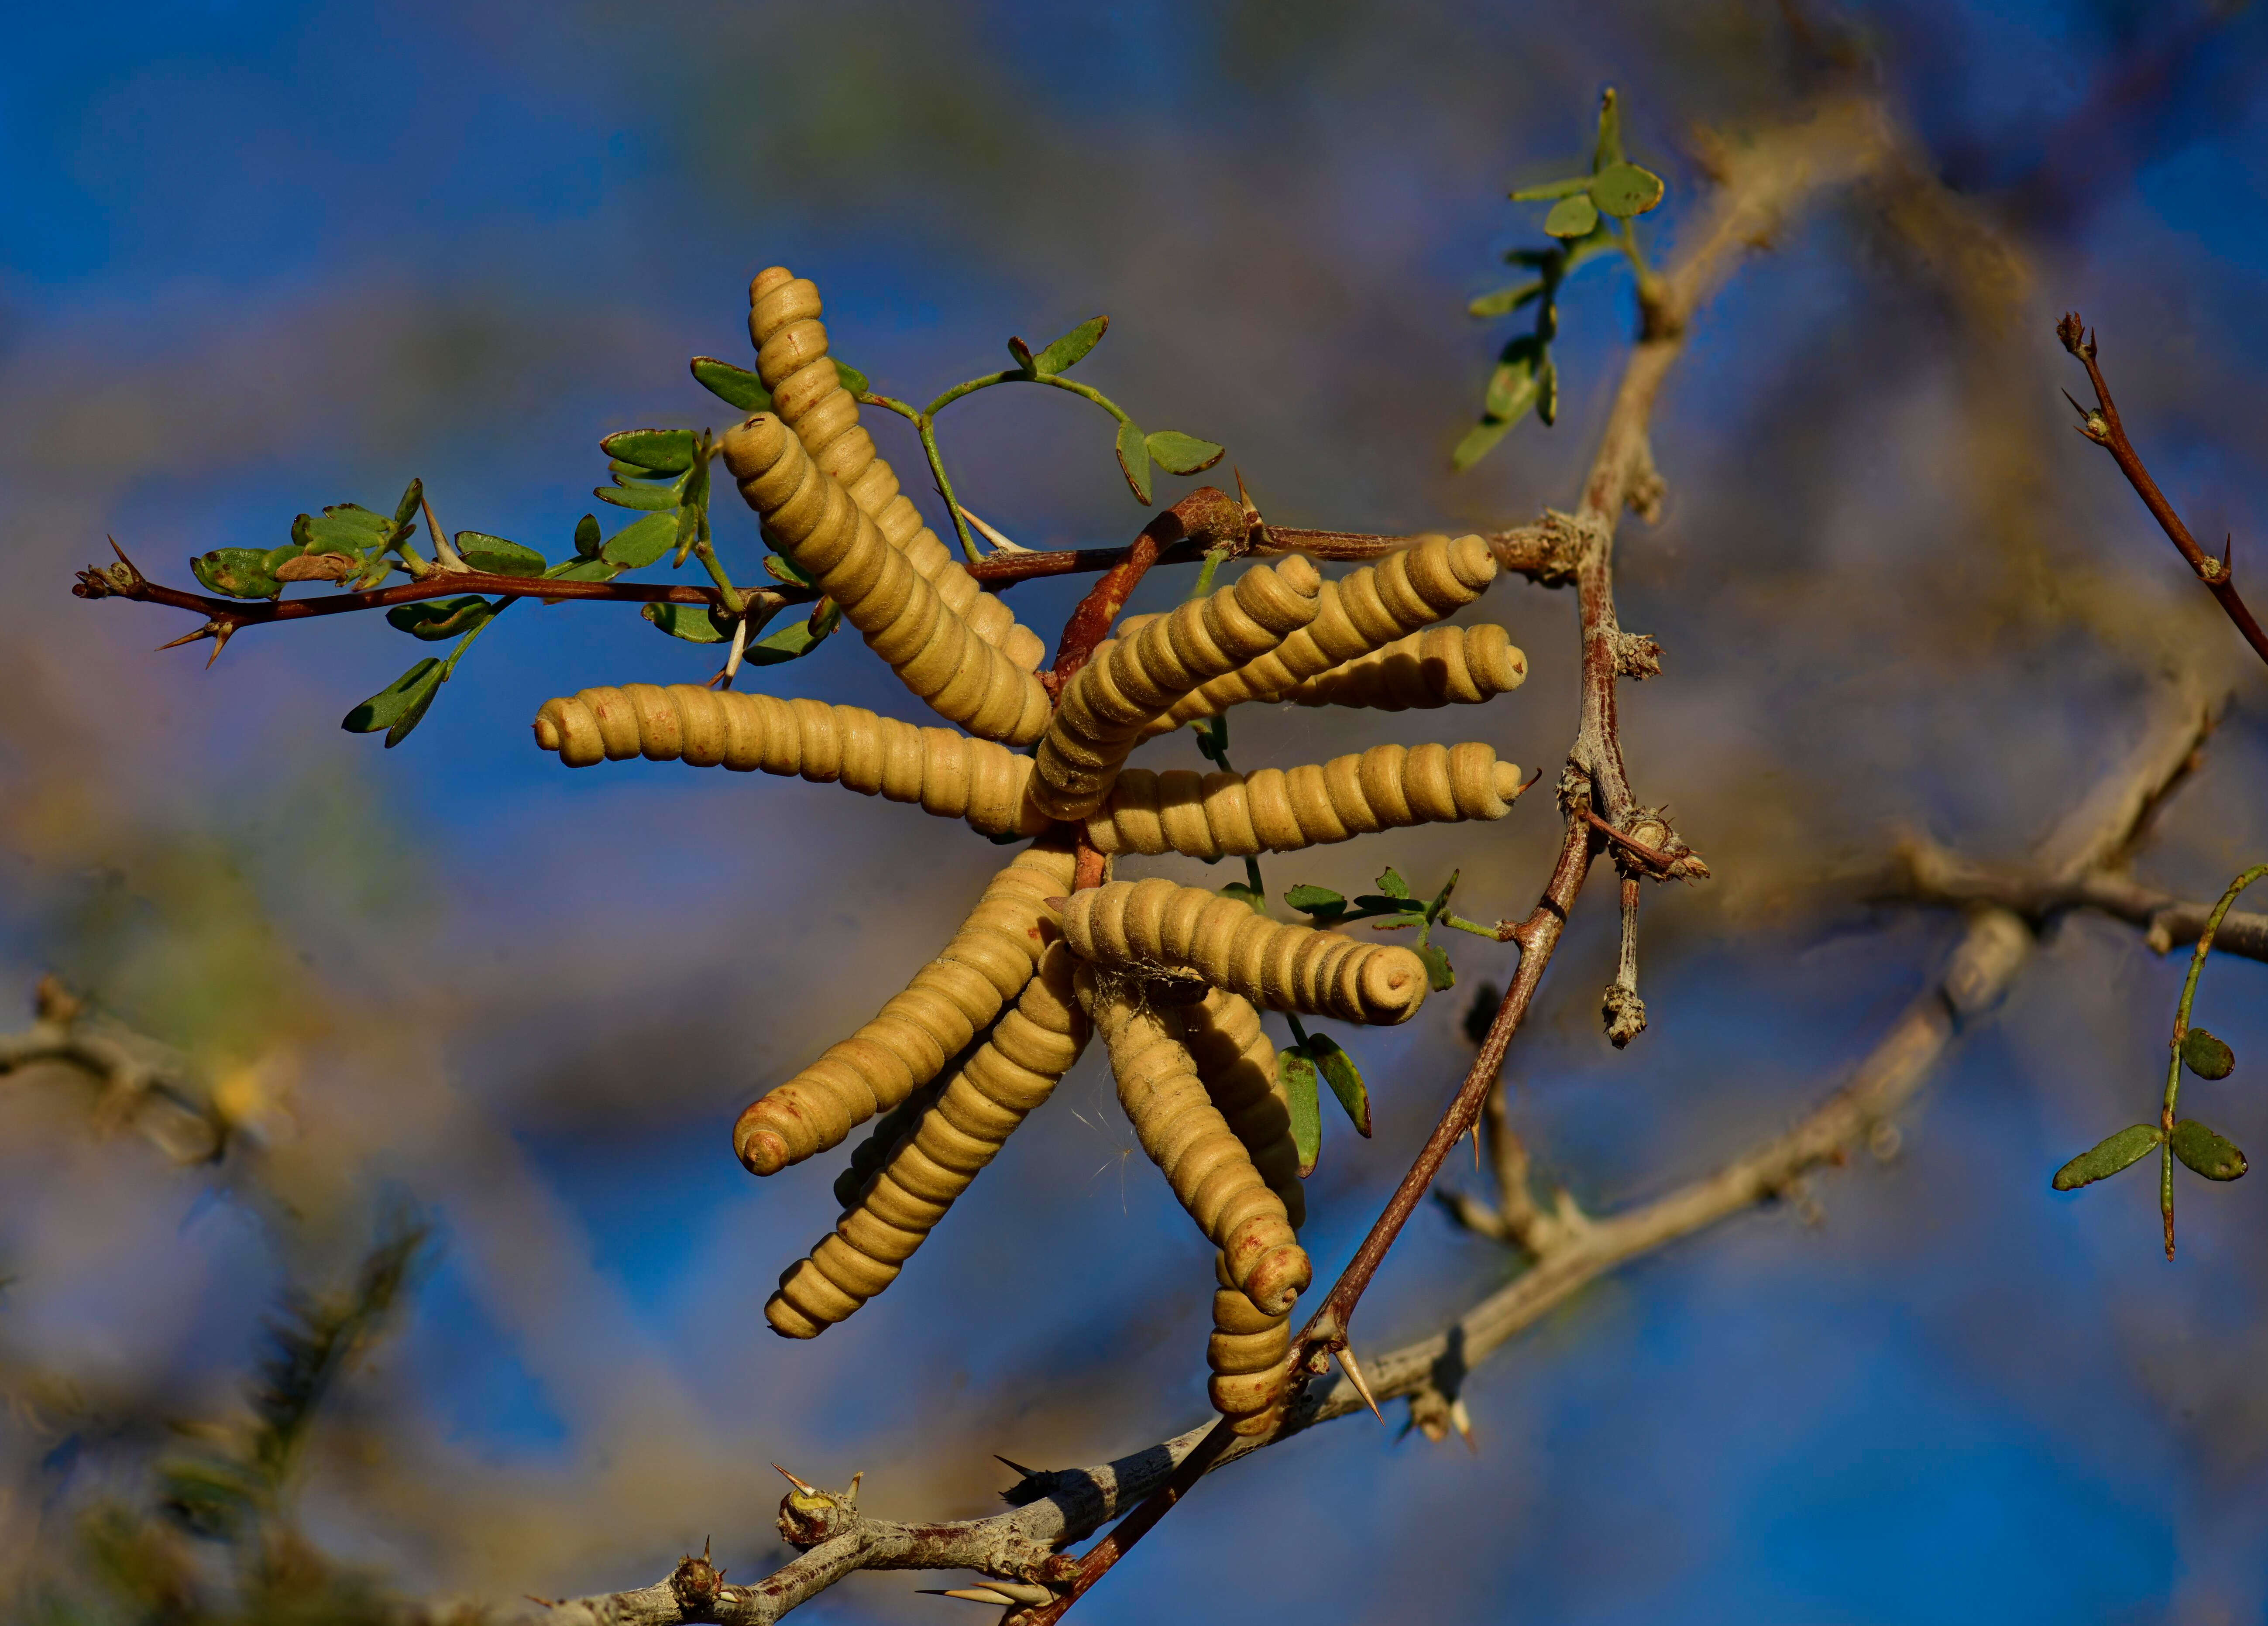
<box><xmin>531</xmin><ymin>267</ymin><xmax>1538</xmax><ymax>1436</ymax></box>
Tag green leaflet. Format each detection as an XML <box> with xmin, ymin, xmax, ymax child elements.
<box><xmin>600</xmin><ymin>427</ymin><xmax>697</xmax><ymax>474</ymax></box>
<box><xmin>643</xmin><ymin>602</ymin><xmax>732</xmax><ymax>643</ymax></box>
<box><xmin>1279</xmin><ymin>1049</ymin><xmax>1321</xmax><ymax>1178</ymax></box>
<box><xmin>1032</xmin><ymin>316</ymin><xmax>1107</xmax><ymax>376</ymax></box>
<box><xmin>1115</xmin><ymin>418</ymin><xmax>1152</xmax><ymax>504</ymax></box>
<box><xmin>600</xmin><ymin>511</ymin><xmax>676</xmax><ymax>569</ymax></box>
<box><xmin>691</xmin><ymin>356</ymin><xmax>771</xmax><ymax>412</ymax></box>
<box><xmin>1145</xmin><ymin>429</ymin><xmax>1225</xmax><ymax>476</ymax></box>
<box><xmin>2170</xmin><ymin>1120</ymin><xmax>2248</xmax><ymax>1181</ymax></box>
<box><xmin>454</xmin><ymin>532</ymin><xmax>546</xmax><ymax>576</ymax></box>
<box><xmin>2182</xmin><ymin>1027</ymin><xmax>2236</xmax><ymax>1081</ymax></box>
<box><xmin>386</xmin><ymin>596</ymin><xmax>493</xmax><ymax>641</ymax></box>
<box><xmin>1307</xmin><ymin>1036</ymin><xmax>1371</xmax><ymax>1137</ymax></box>
<box><xmin>191</xmin><ymin>548</ymin><xmax>285</xmax><ymax>601</ymax></box>
<box><xmin>2051</xmin><ymin>1124</ymin><xmax>2162</xmax><ymax>1190</ymax></box>
<box><xmin>340</xmin><ymin>658</ymin><xmax>443</xmax><ymax>748</ymax></box>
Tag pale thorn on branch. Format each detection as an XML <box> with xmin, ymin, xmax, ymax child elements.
<box><xmin>958</xmin><ymin>504</ymin><xmax>1036</xmax><ymax>554</ymax></box>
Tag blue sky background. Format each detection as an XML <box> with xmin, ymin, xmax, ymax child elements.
<box><xmin>3</xmin><ymin>2</ymin><xmax>2268</xmax><ymax>1622</ymax></box>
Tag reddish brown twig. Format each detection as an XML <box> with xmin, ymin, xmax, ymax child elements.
<box><xmin>1017</xmin><ymin>1421</ymin><xmax>1236</xmax><ymax>1626</ymax></box>
<box><xmin>2057</xmin><ymin>313</ymin><xmax>2268</xmax><ymax>669</ymax></box>
<box><xmin>1047</xmin><ymin>530</ymin><xmax>1162</xmax><ymax>698</ymax></box>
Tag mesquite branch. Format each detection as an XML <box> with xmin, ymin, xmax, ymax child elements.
<box><xmin>2056</xmin><ymin>313</ymin><xmax>2268</xmax><ymax>669</ymax></box>
<box><xmin>543</xmin><ymin>680</ymin><xmax>2214</xmax><ymax>1626</ymax></box>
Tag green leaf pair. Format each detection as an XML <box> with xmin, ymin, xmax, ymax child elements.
<box><xmin>1113</xmin><ymin>422</ymin><xmax>1226</xmax><ymax>505</ymax></box>
<box><xmin>2052</xmin><ymin>1119</ymin><xmax>2247</xmax><ymax>1190</ymax></box>
<box><xmin>1285</xmin><ymin>869</ymin><xmax>1459</xmax><ymax>991</ymax></box>
<box><xmin>1009</xmin><ymin>315</ymin><xmax>1108</xmax><ymax>378</ymax></box>
<box><xmin>1277</xmin><ymin>1031</ymin><xmax>1370</xmax><ymax>1177</ymax></box>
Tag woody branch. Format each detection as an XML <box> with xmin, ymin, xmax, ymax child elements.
<box><xmin>542</xmin><ymin>676</ymin><xmax>2213</xmax><ymax>1626</ymax></box>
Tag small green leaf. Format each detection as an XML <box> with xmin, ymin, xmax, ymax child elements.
<box><xmin>1509</xmin><ymin>175</ymin><xmax>1591</xmax><ymax>201</ymax></box>
<box><xmin>763</xmin><ymin>551</ymin><xmax>815</xmax><ymax>587</ymax></box>
<box><xmin>1220</xmin><ymin>881</ymin><xmax>1268</xmax><ymax>914</ymax></box>
<box><xmin>1424</xmin><ymin>869</ymin><xmax>1460</xmax><ymax>923</ymax></box>
<box><xmin>454</xmin><ymin>532</ymin><xmax>546</xmax><ymax>576</ymax></box>
<box><xmin>386</xmin><ymin>596</ymin><xmax>493</xmax><ymax>641</ymax></box>
<box><xmin>1280</xmin><ymin>1049</ymin><xmax>1321</xmax><ymax>1177</ymax></box>
<box><xmin>643</xmin><ymin>602</ymin><xmax>731</xmax><ymax>642</ymax></box>
<box><xmin>1307</xmin><ymin>1036</ymin><xmax>1371</xmax><ymax>1138</ymax></box>
<box><xmin>343</xmin><ymin>657</ymin><xmax>443</xmax><ymax>740</ymax></box>
<box><xmin>744</xmin><ymin>599</ymin><xmax>841</xmax><ymax>666</ymax></box>
<box><xmin>1006</xmin><ymin>335</ymin><xmax>1037</xmax><ymax>374</ymax></box>
<box><xmin>1544</xmin><ymin>193</ymin><xmax>1600</xmax><ymax>239</ymax></box>
<box><xmin>1485</xmin><ymin>339</ymin><xmax>1542</xmax><ymax>419</ymax></box>
<box><xmin>1032</xmin><ymin>315</ymin><xmax>1107</xmax><ymax>376</ymax></box>
<box><xmin>1452</xmin><ymin>417</ymin><xmax>1515</xmax><ymax>472</ymax></box>
<box><xmin>293</xmin><ymin>508</ymin><xmax>382</xmax><ymax>556</ymax></box>
<box><xmin>599</xmin><ymin>428</ymin><xmax>697</xmax><ymax>474</ymax></box>
<box><xmin>1589</xmin><ymin>161</ymin><xmax>1665</xmax><ymax>218</ymax></box>
<box><xmin>574</xmin><ymin>514</ymin><xmax>602</xmax><ymax>558</ymax></box>
<box><xmin>1375</xmin><ymin>868</ymin><xmax>1411</xmax><ymax>901</ymax></box>
<box><xmin>2182</xmin><ymin>1028</ymin><xmax>2236</xmax><ymax>1081</ymax></box>
<box><xmin>691</xmin><ymin>356</ymin><xmax>772</xmax><ymax>412</ymax></box>
<box><xmin>834</xmin><ymin>360</ymin><xmax>869</xmax><ymax>395</ymax></box>
<box><xmin>600</xmin><ymin>511</ymin><xmax>676</xmax><ymax>569</ymax></box>
<box><xmin>1414</xmin><ymin>941</ymin><xmax>1455</xmax><ymax>992</ymax></box>
<box><xmin>1467</xmin><ymin>280</ymin><xmax>1546</xmax><ymax>318</ymax></box>
<box><xmin>595</xmin><ymin>481</ymin><xmax>680</xmax><ymax>511</ymax></box>
<box><xmin>1285</xmin><ymin>884</ymin><xmax>1347</xmax><ymax>915</ymax></box>
<box><xmin>2050</xmin><ymin>1123</ymin><xmax>2163</xmax><ymax>1190</ymax></box>
<box><xmin>392</xmin><ymin>478</ymin><xmax>424</xmax><ymax>530</ymax></box>
<box><xmin>1115</xmin><ymin>418</ymin><xmax>1153</xmax><ymax>505</ymax></box>
<box><xmin>2170</xmin><ymin>1119</ymin><xmax>2248</xmax><ymax>1181</ymax></box>
<box><xmin>190</xmin><ymin>548</ymin><xmax>283</xmax><ymax>600</ymax></box>
<box><xmin>1145</xmin><ymin>430</ymin><xmax>1225</xmax><ymax>476</ymax></box>
<box><xmin>543</xmin><ymin>554</ymin><xmax>625</xmax><ymax>584</ymax></box>
<box><xmin>1594</xmin><ymin>86</ymin><xmax>1626</xmax><ymax>170</ymax></box>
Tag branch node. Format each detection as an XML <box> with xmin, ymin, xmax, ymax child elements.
<box><xmin>1601</xmin><ymin>982</ymin><xmax>1648</xmax><ymax>1049</ymax></box>
<box><xmin>1614</xmin><ymin>629</ymin><xmax>1662</xmax><ymax>679</ymax></box>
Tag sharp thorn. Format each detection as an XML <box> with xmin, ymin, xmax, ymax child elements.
<box><xmin>2060</xmin><ymin>387</ymin><xmax>2089</xmax><ymax>420</ymax></box>
<box><xmin>203</xmin><ymin>623</ymin><xmax>234</xmax><ymax>669</ymax></box>
<box><xmin>1335</xmin><ymin>1342</ymin><xmax>1384</xmax><ymax>1422</ymax></box>
<box><xmin>155</xmin><ymin>620</ymin><xmax>222</xmax><ymax>653</ymax></box>
<box><xmin>920</xmin><ymin>1587</ymin><xmax>1018</xmax><ymax>1606</ymax></box>
<box><xmin>773</xmin><ymin>1462</ymin><xmax>821</xmax><ymax>1496</ymax></box>
<box><xmin>994</xmin><ymin>1454</ymin><xmax>1043</xmax><ymax>1478</ymax></box>
<box><xmin>702</xmin><ymin>1536</ymin><xmax>712</xmax><ymax>1562</ymax></box>
<box><xmin>1450</xmin><ymin>1397</ymin><xmax>1476</xmax><ymax>1454</ymax></box>
<box><xmin>843</xmin><ymin>1470</ymin><xmax>862</xmax><ymax>1506</ymax></box>
<box><xmin>957</xmin><ymin>503</ymin><xmax>1033</xmax><ymax>554</ymax></box>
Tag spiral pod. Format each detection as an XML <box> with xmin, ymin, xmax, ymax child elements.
<box><xmin>1029</xmin><ymin>559</ymin><xmax>1324</xmax><ymax>820</ymax></box>
<box><xmin>747</xmin><ymin>268</ymin><xmax>1047</xmax><ymax>672</ymax></box>
<box><xmin>765</xmin><ymin>942</ymin><xmax>1090</xmax><ymax>1338</ymax></box>
<box><xmin>734</xmin><ymin>839</ymin><xmax>1079</xmax><ymax>1176</ymax></box>
<box><xmin>1284</xmin><ymin>624</ymin><xmax>1527</xmax><ymax>713</ymax></box>
<box><xmin>1085</xmin><ymin>741</ymin><xmax>1527</xmax><ymax>862</ymax></box>
<box><xmin>1131</xmin><ymin>534</ymin><xmax>1499</xmax><ymax>736</ymax></box>
<box><xmin>1062</xmin><ymin>878</ymin><xmax>1430</xmax><ymax>1026</ymax></box>
<box><xmin>531</xmin><ymin>683</ymin><xmax>1052</xmax><ymax>840</ymax></box>
<box><xmin>1081</xmin><ymin>969</ymin><xmax>1310</xmax><ymax>1316</ymax></box>
<box><xmin>721</xmin><ymin>414</ymin><xmax>1053</xmax><ymax>746</ymax></box>
<box><xmin>1206</xmin><ymin>1251</ymin><xmax>1294</xmax><ymax>1437</ymax></box>
<box><xmin>1183</xmin><ymin>989</ymin><xmax>1302</xmax><ymax>1231</ymax></box>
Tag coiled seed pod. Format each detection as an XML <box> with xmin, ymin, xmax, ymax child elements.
<box><xmin>1081</xmin><ymin>969</ymin><xmax>1310</xmax><ymax>1315</ymax></box>
<box><xmin>721</xmin><ymin>414</ymin><xmax>1053</xmax><ymax>745</ymax></box>
<box><xmin>1131</xmin><ymin>534</ymin><xmax>1498</xmax><ymax>736</ymax></box>
<box><xmin>1284</xmin><ymin>624</ymin><xmax>1527</xmax><ymax>712</ymax></box>
<box><xmin>735</xmin><ymin>839</ymin><xmax>1079</xmax><ymax>1175</ymax></box>
<box><xmin>1062</xmin><ymin>878</ymin><xmax>1429</xmax><ymax>1026</ymax></box>
<box><xmin>765</xmin><ymin>942</ymin><xmax>1089</xmax><ymax>1338</ymax></box>
<box><xmin>1029</xmin><ymin>559</ymin><xmax>1323</xmax><ymax>820</ymax></box>
<box><xmin>1206</xmin><ymin>1251</ymin><xmax>1294</xmax><ymax>1436</ymax></box>
<box><xmin>747</xmin><ymin>268</ymin><xmax>1046</xmax><ymax>672</ymax></box>
<box><xmin>531</xmin><ymin>683</ymin><xmax>1052</xmax><ymax>839</ymax></box>
<box><xmin>1085</xmin><ymin>742</ymin><xmax>1526</xmax><ymax>861</ymax></box>
<box><xmin>1183</xmin><ymin>990</ymin><xmax>1302</xmax><ymax>1230</ymax></box>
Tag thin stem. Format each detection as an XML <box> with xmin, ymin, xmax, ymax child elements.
<box><xmin>915</xmin><ymin>415</ymin><xmax>982</xmax><ymax>563</ymax></box>
<box><xmin>2163</xmin><ymin>861</ymin><xmax>2268</xmax><ymax>1127</ymax></box>
<box><xmin>857</xmin><ymin>393</ymin><xmax>924</xmax><ymax>425</ymax></box>
<box><xmin>1032</xmin><ymin>371</ymin><xmax>1132</xmax><ymax>424</ymax></box>
<box><xmin>2059</xmin><ymin>316</ymin><xmax>2268</xmax><ymax>669</ymax></box>
<box><xmin>919</xmin><ymin>370</ymin><xmax>1022</xmax><ymax>419</ymax></box>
